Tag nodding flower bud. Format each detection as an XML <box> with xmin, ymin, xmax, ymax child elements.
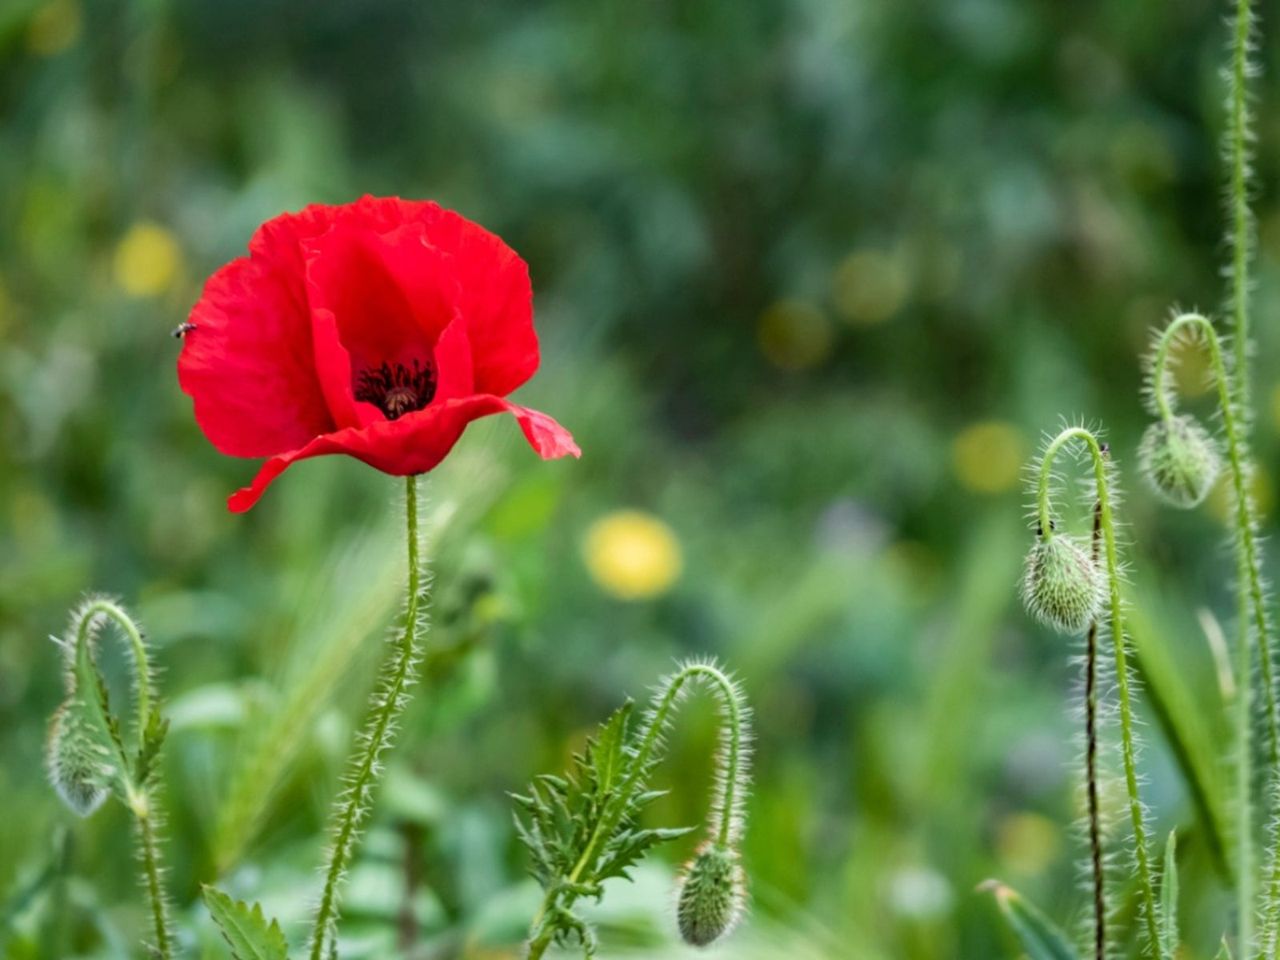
<box><xmin>1021</xmin><ymin>534</ymin><xmax>1102</xmax><ymax>635</ymax></box>
<box><xmin>676</xmin><ymin>842</ymin><xmax>744</xmax><ymax>948</ymax></box>
<box><xmin>1138</xmin><ymin>415</ymin><xmax>1222</xmax><ymax>509</ymax></box>
<box><xmin>46</xmin><ymin>702</ymin><xmax>111</xmax><ymax>817</ymax></box>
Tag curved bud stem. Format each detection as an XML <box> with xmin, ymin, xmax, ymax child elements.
<box><xmin>62</xmin><ymin>599</ymin><xmax>173</xmax><ymax>960</ymax></box>
<box><xmin>1037</xmin><ymin>427</ymin><xmax>1162</xmax><ymax>958</ymax></box>
<box><xmin>68</xmin><ymin>598</ymin><xmax>155</xmax><ymax>773</ymax></box>
<box><xmin>308</xmin><ymin>475</ymin><xmax>427</xmax><ymax>960</ymax></box>
<box><xmin>1151</xmin><ymin>312</ymin><xmax>1280</xmax><ymax>957</ymax></box>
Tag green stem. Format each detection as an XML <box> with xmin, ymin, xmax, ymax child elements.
<box><xmin>308</xmin><ymin>476</ymin><xmax>425</xmax><ymax>960</ymax></box>
<box><xmin>1086</xmin><ymin>498</ymin><xmax>1106</xmax><ymax>960</ymax></box>
<box><xmin>1228</xmin><ymin>0</ymin><xmax>1254</xmax><ymax>415</ymax></box>
<box><xmin>1037</xmin><ymin>427</ymin><xmax>1162</xmax><ymax>958</ymax></box>
<box><xmin>135</xmin><ymin>804</ymin><xmax>173</xmax><ymax>959</ymax></box>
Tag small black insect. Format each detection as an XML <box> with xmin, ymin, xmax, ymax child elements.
<box><xmin>171</xmin><ymin>322</ymin><xmax>197</xmax><ymax>339</ymax></box>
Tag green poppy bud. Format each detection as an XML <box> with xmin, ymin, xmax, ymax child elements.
<box><xmin>676</xmin><ymin>843</ymin><xmax>744</xmax><ymax>947</ymax></box>
<box><xmin>1021</xmin><ymin>534</ymin><xmax>1102</xmax><ymax>635</ymax></box>
<box><xmin>1138</xmin><ymin>415</ymin><xmax>1222</xmax><ymax>509</ymax></box>
<box><xmin>46</xmin><ymin>702</ymin><xmax>111</xmax><ymax>817</ymax></box>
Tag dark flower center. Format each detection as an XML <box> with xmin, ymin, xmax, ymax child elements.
<box><xmin>355</xmin><ymin>359</ymin><xmax>437</xmax><ymax>420</ymax></box>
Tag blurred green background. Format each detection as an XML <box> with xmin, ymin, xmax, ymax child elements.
<box><xmin>3</xmin><ymin>0</ymin><xmax>1280</xmax><ymax>957</ymax></box>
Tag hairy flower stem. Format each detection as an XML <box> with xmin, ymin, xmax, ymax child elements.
<box><xmin>68</xmin><ymin>600</ymin><xmax>173</xmax><ymax>960</ymax></box>
<box><xmin>308</xmin><ymin>476</ymin><xmax>425</xmax><ymax>960</ymax></box>
<box><xmin>1085</xmin><ymin>497</ymin><xmax>1106</xmax><ymax>960</ymax></box>
<box><xmin>1228</xmin><ymin>0</ymin><xmax>1255</xmax><ymax>416</ymax></box>
<box><xmin>136</xmin><ymin>807</ymin><xmax>171</xmax><ymax>958</ymax></box>
<box><xmin>524</xmin><ymin>662</ymin><xmax>747</xmax><ymax>960</ymax></box>
<box><xmin>1037</xmin><ymin>427</ymin><xmax>1161</xmax><ymax>957</ymax></box>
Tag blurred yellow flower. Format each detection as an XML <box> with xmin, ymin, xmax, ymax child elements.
<box><xmin>831</xmin><ymin>248</ymin><xmax>908</xmax><ymax>326</ymax></box>
<box><xmin>952</xmin><ymin>421</ymin><xmax>1025</xmax><ymax>494</ymax></box>
<box><xmin>757</xmin><ymin>299</ymin><xmax>832</xmax><ymax>371</ymax></box>
<box><xmin>27</xmin><ymin>0</ymin><xmax>81</xmax><ymax>57</ymax></box>
<box><xmin>1210</xmin><ymin>462</ymin><xmax>1273</xmax><ymax>524</ymax></box>
<box><xmin>996</xmin><ymin>811</ymin><xmax>1062</xmax><ymax>876</ymax></box>
<box><xmin>114</xmin><ymin>222</ymin><xmax>182</xmax><ymax>298</ymax></box>
<box><xmin>583</xmin><ymin>510</ymin><xmax>682</xmax><ymax>601</ymax></box>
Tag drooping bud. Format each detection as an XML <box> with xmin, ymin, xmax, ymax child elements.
<box><xmin>1021</xmin><ymin>534</ymin><xmax>1102</xmax><ymax>635</ymax></box>
<box><xmin>46</xmin><ymin>702</ymin><xmax>111</xmax><ymax>817</ymax></box>
<box><xmin>676</xmin><ymin>842</ymin><xmax>744</xmax><ymax>947</ymax></box>
<box><xmin>1138</xmin><ymin>415</ymin><xmax>1222</xmax><ymax>509</ymax></box>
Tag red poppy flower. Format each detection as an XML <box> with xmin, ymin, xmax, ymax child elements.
<box><xmin>178</xmin><ymin>196</ymin><xmax>580</xmax><ymax>512</ymax></box>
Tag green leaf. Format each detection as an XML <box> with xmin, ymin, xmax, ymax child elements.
<box><xmin>983</xmin><ymin>880</ymin><xmax>1080</xmax><ymax>960</ymax></box>
<box><xmin>1159</xmin><ymin>830</ymin><xmax>1179</xmax><ymax>958</ymax></box>
<box><xmin>590</xmin><ymin>700</ymin><xmax>633</xmax><ymax>793</ymax></box>
<box><xmin>596</xmin><ymin>825</ymin><xmax>695</xmax><ymax>882</ymax></box>
<box><xmin>134</xmin><ymin>706</ymin><xmax>170</xmax><ymax>787</ymax></box>
<box><xmin>1127</xmin><ymin>594</ymin><xmax>1233</xmax><ymax>881</ymax></box>
<box><xmin>202</xmin><ymin>886</ymin><xmax>288</xmax><ymax>960</ymax></box>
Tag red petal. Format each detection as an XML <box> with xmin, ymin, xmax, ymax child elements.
<box><xmin>414</xmin><ymin>207</ymin><xmax>539</xmax><ymax>397</ymax></box>
<box><xmin>227</xmin><ymin>395</ymin><xmax>579</xmax><ymax>512</ymax></box>
<box><xmin>179</xmin><ymin>251</ymin><xmax>333</xmax><ymax>458</ymax></box>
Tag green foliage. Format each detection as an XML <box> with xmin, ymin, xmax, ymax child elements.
<box><xmin>517</xmin><ymin>661</ymin><xmax>751</xmax><ymax>958</ymax></box>
<box><xmin>203</xmin><ymin>887</ymin><xmax>289</xmax><ymax>960</ymax></box>
<box><xmin>513</xmin><ymin>700</ymin><xmax>695</xmax><ymax>956</ymax></box>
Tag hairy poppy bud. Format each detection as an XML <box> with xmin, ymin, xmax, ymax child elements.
<box><xmin>1021</xmin><ymin>534</ymin><xmax>1102</xmax><ymax>635</ymax></box>
<box><xmin>1138</xmin><ymin>415</ymin><xmax>1222</xmax><ymax>509</ymax></box>
<box><xmin>676</xmin><ymin>843</ymin><xmax>744</xmax><ymax>947</ymax></box>
<box><xmin>46</xmin><ymin>703</ymin><xmax>111</xmax><ymax>817</ymax></box>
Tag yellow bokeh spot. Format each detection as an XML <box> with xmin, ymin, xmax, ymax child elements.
<box><xmin>583</xmin><ymin>510</ymin><xmax>682</xmax><ymax>601</ymax></box>
<box><xmin>1172</xmin><ymin>342</ymin><xmax>1213</xmax><ymax>400</ymax></box>
<box><xmin>27</xmin><ymin>0</ymin><xmax>81</xmax><ymax>56</ymax></box>
<box><xmin>952</xmin><ymin>421</ymin><xmax>1026</xmax><ymax>495</ymax></box>
<box><xmin>996</xmin><ymin>812</ymin><xmax>1062</xmax><ymax>876</ymax></box>
<box><xmin>1210</xmin><ymin>463</ymin><xmax>1274</xmax><ymax>524</ymax></box>
<box><xmin>757</xmin><ymin>299</ymin><xmax>832</xmax><ymax>371</ymax></box>
<box><xmin>114</xmin><ymin>222</ymin><xmax>182</xmax><ymax>298</ymax></box>
<box><xmin>831</xmin><ymin>248</ymin><xmax>908</xmax><ymax>326</ymax></box>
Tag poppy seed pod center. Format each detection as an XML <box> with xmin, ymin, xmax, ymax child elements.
<box><xmin>355</xmin><ymin>358</ymin><xmax>437</xmax><ymax>420</ymax></box>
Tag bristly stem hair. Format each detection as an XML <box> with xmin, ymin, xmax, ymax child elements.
<box><xmin>1036</xmin><ymin>427</ymin><xmax>1163</xmax><ymax>958</ymax></box>
<box><xmin>307</xmin><ymin>475</ymin><xmax>427</xmax><ymax>960</ymax></box>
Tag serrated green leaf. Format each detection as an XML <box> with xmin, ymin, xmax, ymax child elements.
<box><xmin>1160</xmin><ymin>830</ymin><xmax>1179</xmax><ymax>958</ymax></box>
<box><xmin>984</xmin><ymin>880</ymin><xmax>1080</xmax><ymax>960</ymax></box>
<box><xmin>202</xmin><ymin>886</ymin><xmax>288</xmax><ymax>960</ymax></box>
<box><xmin>591</xmin><ymin>700</ymin><xmax>633</xmax><ymax>794</ymax></box>
<box><xmin>596</xmin><ymin>824</ymin><xmax>695</xmax><ymax>882</ymax></box>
